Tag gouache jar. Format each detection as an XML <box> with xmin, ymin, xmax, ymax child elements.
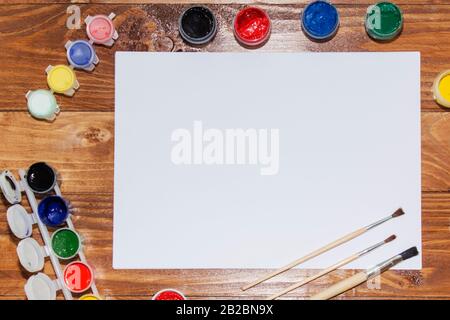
<box><xmin>25</xmin><ymin>89</ymin><xmax>60</xmax><ymax>121</ymax></box>
<box><xmin>301</xmin><ymin>1</ymin><xmax>340</xmax><ymax>41</ymax></box>
<box><xmin>46</xmin><ymin>64</ymin><xmax>79</xmax><ymax>96</ymax></box>
<box><xmin>85</xmin><ymin>13</ymin><xmax>119</xmax><ymax>46</ymax></box>
<box><xmin>51</xmin><ymin>228</ymin><xmax>82</xmax><ymax>260</ymax></box>
<box><xmin>17</xmin><ymin>237</ymin><xmax>48</xmax><ymax>273</ymax></box>
<box><xmin>179</xmin><ymin>6</ymin><xmax>217</xmax><ymax>46</ymax></box>
<box><xmin>65</xmin><ymin>40</ymin><xmax>99</xmax><ymax>71</ymax></box>
<box><xmin>365</xmin><ymin>2</ymin><xmax>403</xmax><ymax>41</ymax></box>
<box><xmin>37</xmin><ymin>195</ymin><xmax>69</xmax><ymax>227</ymax></box>
<box><xmin>63</xmin><ymin>261</ymin><xmax>94</xmax><ymax>293</ymax></box>
<box><xmin>433</xmin><ymin>70</ymin><xmax>450</xmax><ymax>108</ymax></box>
<box><xmin>152</xmin><ymin>288</ymin><xmax>186</xmax><ymax>300</ymax></box>
<box><xmin>233</xmin><ymin>7</ymin><xmax>271</xmax><ymax>47</ymax></box>
<box><xmin>80</xmin><ymin>294</ymin><xmax>101</xmax><ymax>300</ymax></box>
<box><xmin>26</xmin><ymin>162</ymin><xmax>57</xmax><ymax>193</ymax></box>
<box><xmin>25</xmin><ymin>273</ymin><xmax>59</xmax><ymax>300</ymax></box>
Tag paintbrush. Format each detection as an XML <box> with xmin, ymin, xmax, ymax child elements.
<box><xmin>267</xmin><ymin>235</ymin><xmax>396</xmax><ymax>300</ymax></box>
<box><xmin>310</xmin><ymin>246</ymin><xmax>419</xmax><ymax>300</ymax></box>
<box><xmin>241</xmin><ymin>208</ymin><xmax>405</xmax><ymax>291</ymax></box>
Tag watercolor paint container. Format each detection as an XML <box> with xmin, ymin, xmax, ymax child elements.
<box><xmin>85</xmin><ymin>13</ymin><xmax>119</xmax><ymax>47</ymax></box>
<box><xmin>25</xmin><ymin>89</ymin><xmax>60</xmax><ymax>121</ymax></box>
<box><xmin>46</xmin><ymin>64</ymin><xmax>79</xmax><ymax>96</ymax></box>
<box><xmin>0</xmin><ymin>170</ymin><xmax>21</xmax><ymax>204</ymax></box>
<box><xmin>301</xmin><ymin>1</ymin><xmax>340</xmax><ymax>41</ymax></box>
<box><xmin>179</xmin><ymin>6</ymin><xmax>217</xmax><ymax>46</ymax></box>
<box><xmin>25</xmin><ymin>272</ymin><xmax>60</xmax><ymax>300</ymax></box>
<box><xmin>234</xmin><ymin>7</ymin><xmax>271</xmax><ymax>48</ymax></box>
<box><xmin>79</xmin><ymin>294</ymin><xmax>101</xmax><ymax>300</ymax></box>
<box><xmin>63</xmin><ymin>261</ymin><xmax>94</xmax><ymax>293</ymax></box>
<box><xmin>65</xmin><ymin>40</ymin><xmax>99</xmax><ymax>71</ymax></box>
<box><xmin>17</xmin><ymin>238</ymin><xmax>49</xmax><ymax>273</ymax></box>
<box><xmin>365</xmin><ymin>2</ymin><xmax>403</xmax><ymax>41</ymax></box>
<box><xmin>152</xmin><ymin>288</ymin><xmax>187</xmax><ymax>300</ymax></box>
<box><xmin>38</xmin><ymin>195</ymin><xmax>70</xmax><ymax>227</ymax></box>
<box><xmin>51</xmin><ymin>228</ymin><xmax>82</xmax><ymax>260</ymax></box>
<box><xmin>26</xmin><ymin>162</ymin><xmax>57</xmax><ymax>194</ymax></box>
<box><xmin>433</xmin><ymin>70</ymin><xmax>450</xmax><ymax>108</ymax></box>
<box><xmin>7</xmin><ymin>204</ymin><xmax>36</xmax><ymax>239</ymax></box>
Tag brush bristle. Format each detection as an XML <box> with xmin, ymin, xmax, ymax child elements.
<box><xmin>400</xmin><ymin>247</ymin><xmax>419</xmax><ymax>260</ymax></box>
<box><xmin>392</xmin><ymin>208</ymin><xmax>405</xmax><ymax>218</ymax></box>
<box><xmin>384</xmin><ymin>235</ymin><xmax>396</xmax><ymax>243</ymax></box>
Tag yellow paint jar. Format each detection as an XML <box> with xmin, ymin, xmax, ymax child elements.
<box><xmin>433</xmin><ymin>70</ymin><xmax>450</xmax><ymax>108</ymax></box>
<box><xmin>46</xmin><ymin>64</ymin><xmax>79</xmax><ymax>96</ymax></box>
<box><xmin>79</xmin><ymin>294</ymin><xmax>101</xmax><ymax>300</ymax></box>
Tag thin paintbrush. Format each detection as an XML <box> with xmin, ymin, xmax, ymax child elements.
<box><xmin>241</xmin><ymin>208</ymin><xmax>405</xmax><ymax>291</ymax></box>
<box><xmin>310</xmin><ymin>246</ymin><xmax>419</xmax><ymax>300</ymax></box>
<box><xmin>267</xmin><ymin>235</ymin><xmax>396</xmax><ymax>300</ymax></box>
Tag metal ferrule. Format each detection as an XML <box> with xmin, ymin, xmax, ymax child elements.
<box><xmin>365</xmin><ymin>215</ymin><xmax>393</xmax><ymax>231</ymax></box>
<box><xmin>358</xmin><ymin>239</ymin><xmax>387</xmax><ymax>256</ymax></box>
<box><xmin>366</xmin><ymin>254</ymin><xmax>403</xmax><ymax>278</ymax></box>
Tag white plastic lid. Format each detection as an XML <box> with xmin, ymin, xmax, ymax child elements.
<box><xmin>6</xmin><ymin>204</ymin><xmax>34</xmax><ymax>239</ymax></box>
<box><xmin>0</xmin><ymin>171</ymin><xmax>21</xmax><ymax>204</ymax></box>
<box><xmin>24</xmin><ymin>273</ymin><xmax>58</xmax><ymax>300</ymax></box>
<box><xmin>17</xmin><ymin>238</ymin><xmax>47</xmax><ymax>273</ymax></box>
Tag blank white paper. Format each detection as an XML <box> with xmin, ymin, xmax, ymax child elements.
<box><xmin>114</xmin><ymin>52</ymin><xmax>421</xmax><ymax>269</ymax></box>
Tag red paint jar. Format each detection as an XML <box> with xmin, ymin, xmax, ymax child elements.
<box><xmin>152</xmin><ymin>288</ymin><xmax>186</xmax><ymax>300</ymax></box>
<box><xmin>233</xmin><ymin>7</ymin><xmax>271</xmax><ymax>47</ymax></box>
<box><xmin>63</xmin><ymin>261</ymin><xmax>94</xmax><ymax>293</ymax></box>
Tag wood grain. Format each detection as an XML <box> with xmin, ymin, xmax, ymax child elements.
<box><xmin>1</xmin><ymin>4</ymin><xmax>450</xmax><ymax>112</ymax></box>
<box><xmin>0</xmin><ymin>1</ymin><xmax>449</xmax><ymax>300</ymax></box>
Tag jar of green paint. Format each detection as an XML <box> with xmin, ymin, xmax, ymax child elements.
<box><xmin>365</xmin><ymin>2</ymin><xmax>403</xmax><ymax>41</ymax></box>
<box><xmin>51</xmin><ymin>228</ymin><xmax>82</xmax><ymax>260</ymax></box>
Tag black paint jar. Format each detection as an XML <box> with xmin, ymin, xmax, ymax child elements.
<box><xmin>26</xmin><ymin>162</ymin><xmax>57</xmax><ymax>193</ymax></box>
<box><xmin>179</xmin><ymin>6</ymin><xmax>217</xmax><ymax>45</ymax></box>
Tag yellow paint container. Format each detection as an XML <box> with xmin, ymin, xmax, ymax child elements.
<box><xmin>79</xmin><ymin>294</ymin><xmax>101</xmax><ymax>300</ymax></box>
<box><xmin>46</xmin><ymin>64</ymin><xmax>79</xmax><ymax>96</ymax></box>
<box><xmin>433</xmin><ymin>70</ymin><xmax>450</xmax><ymax>108</ymax></box>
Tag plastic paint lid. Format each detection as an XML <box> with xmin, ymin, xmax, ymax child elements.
<box><xmin>26</xmin><ymin>90</ymin><xmax>59</xmax><ymax>121</ymax></box>
<box><xmin>433</xmin><ymin>70</ymin><xmax>450</xmax><ymax>108</ymax></box>
<box><xmin>38</xmin><ymin>195</ymin><xmax>69</xmax><ymax>227</ymax></box>
<box><xmin>80</xmin><ymin>294</ymin><xmax>101</xmax><ymax>300</ymax></box>
<box><xmin>47</xmin><ymin>65</ymin><xmax>77</xmax><ymax>93</ymax></box>
<box><xmin>63</xmin><ymin>261</ymin><xmax>94</xmax><ymax>293</ymax></box>
<box><xmin>26</xmin><ymin>162</ymin><xmax>56</xmax><ymax>193</ymax></box>
<box><xmin>7</xmin><ymin>204</ymin><xmax>34</xmax><ymax>239</ymax></box>
<box><xmin>86</xmin><ymin>15</ymin><xmax>115</xmax><ymax>43</ymax></box>
<box><xmin>234</xmin><ymin>7</ymin><xmax>271</xmax><ymax>47</ymax></box>
<box><xmin>51</xmin><ymin>228</ymin><xmax>81</xmax><ymax>259</ymax></box>
<box><xmin>366</xmin><ymin>2</ymin><xmax>403</xmax><ymax>41</ymax></box>
<box><xmin>302</xmin><ymin>1</ymin><xmax>340</xmax><ymax>41</ymax></box>
<box><xmin>179</xmin><ymin>6</ymin><xmax>217</xmax><ymax>45</ymax></box>
<box><xmin>0</xmin><ymin>170</ymin><xmax>21</xmax><ymax>204</ymax></box>
<box><xmin>152</xmin><ymin>289</ymin><xmax>186</xmax><ymax>300</ymax></box>
<box><xmin>67</xmin><ymin>40</ymin><xmax>95</xmax><ymax>68</ymax></box>
<box><xmin>17</xmin><ymin>238</ymin><xmax>46</xmax><ymax>273</ymax></box>
<box><xmin>25</xmin><ymin>273</ymin><xmax>57</xmax><ymax>300</ymax></box>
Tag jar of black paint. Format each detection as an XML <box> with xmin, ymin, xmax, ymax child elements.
<box><xmin>26</xmin><ymin>162</ymin><xmax>57</xmax><ymax>194</ymax></box>
<box><xmin>179</xmin><ymin>6</ymin><xmax>217</xmax><ymax>46</ymax></box>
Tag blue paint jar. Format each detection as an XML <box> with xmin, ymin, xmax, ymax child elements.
<box><xmin>301</xmin><ymin>1</ymin><xmax>340</xmax><ymax>41</ymax></box>
<box><xmin>65</xmin><ymin>40</ymin><xmax>99</xmax><ymax>71</ymax></box>
<box><xmin>37</xmin><ymin>195</ymin><xmax>69</xmax><ymax>227</ymax></box>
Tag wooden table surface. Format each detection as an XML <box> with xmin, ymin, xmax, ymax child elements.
<box><xmin>0</xmin><ymin>0</ymin><xmax>449</xmax><ymax>300</ymax></box>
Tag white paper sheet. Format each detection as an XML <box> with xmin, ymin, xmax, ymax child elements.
<box><xmin>113</xmin><ymin>52</ymin><xmax>421</xmax><ymax>269</ymax></box>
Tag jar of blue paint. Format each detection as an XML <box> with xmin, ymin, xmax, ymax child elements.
<box><xmin>65</xmin><ymin>40</ymin><xmax>99</xmax><ymax>71</ymax></box>
<box><xmin>301</xmin><ymin>1</ymin><xmax>340</xmax><ymax>41</ymax></box>
<box><xmin>37</xmin><ymin>195</ymin><xmax>69</xmax><ymax>227</ymax></box>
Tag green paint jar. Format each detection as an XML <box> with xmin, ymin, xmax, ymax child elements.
<box><xmin>51</xmin><ymin>228</ymin><xmax>81</xmax><ymax>260</ymax></box>
<box><xmin>365</xmin><ymin>2</ymin><xmax>403</xmax><ymax>41</ymax></box>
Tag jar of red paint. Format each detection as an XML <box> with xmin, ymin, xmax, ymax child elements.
<box><xmin>233</xmin><ymin>7</ymin><xmax>271</xmax><ymax>47</ymax></box>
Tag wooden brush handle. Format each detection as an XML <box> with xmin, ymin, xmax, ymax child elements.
<box><xmin>242</xmin><ymin>227</ymin><xmax>367</xmax><ymax>291</ymax></box>
<box><xmin>310</xmin><ymin>271</ymin><xmax>368</xmax><ymax>300</ymax></box>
